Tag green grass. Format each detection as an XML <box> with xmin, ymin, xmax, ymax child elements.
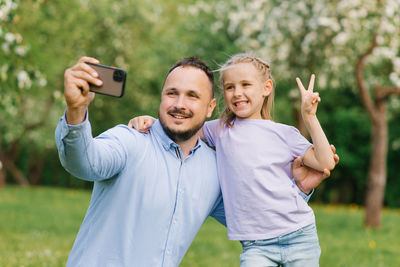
<box><xmin>1</xmin><ymin>186</ymin><xmax>399</xmax><ymax>267</ymax></box>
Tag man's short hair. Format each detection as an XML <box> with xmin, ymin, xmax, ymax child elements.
<box><xmin>166</xmin><ymin>57</ymin><xmax>215</xmax><ymax>97</ymax></box>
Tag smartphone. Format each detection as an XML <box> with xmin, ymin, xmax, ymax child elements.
<box><xmin>86</xmin><ymin>62</ymin><xmax>127</xmax><ymax>98</ymax></box>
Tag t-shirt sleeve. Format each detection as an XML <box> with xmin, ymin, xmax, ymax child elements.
<box><xmin>202</xmin><ymin>119</ymin><xmax>220</xmax><ymax>147</ymax></box>
<box><xmin>285</xmin><ymin>126</ymin><xmax>312</xmax><ymax>160</ymax></box>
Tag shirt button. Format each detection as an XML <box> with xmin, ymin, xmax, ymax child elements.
<box><xmin>173</xmin><ymin>219</ymin><xmax>177</xmax><ymax>224</ymax></box>
<box><xmin>166</xmin><ymin>249</ymin><xmax>171</xmax><ymax>255</ymax></box>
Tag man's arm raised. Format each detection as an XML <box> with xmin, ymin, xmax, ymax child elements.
<box><xmin>56</xmin><ymin>57</ymin><xmax>129</xmax><ymax>181</ymax></box>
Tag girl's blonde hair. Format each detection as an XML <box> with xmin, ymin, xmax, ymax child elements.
<box><xmin>219</xmin><ymin>53</ymin><xmax>274</xmax><ymax>127</ymax></box>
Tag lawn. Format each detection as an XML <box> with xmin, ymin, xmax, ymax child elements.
<box><xmin>1</xmin><ymin>186</ymin><xmax>399</xmax><ymax>266</ymax></box>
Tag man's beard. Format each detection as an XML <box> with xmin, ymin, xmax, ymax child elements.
<box><xmin>159</xmin><ymin>109</ymin><xmax>205</xmax><ymax>142</ymax></box>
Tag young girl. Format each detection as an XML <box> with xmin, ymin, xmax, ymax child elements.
<box><xmin>131</xmin><ymin>53</ymin><xmax>335</xmax><ymax>266</ymax></box>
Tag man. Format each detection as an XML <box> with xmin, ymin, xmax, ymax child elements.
<box><xmin>56</xmin><ymin>56</ymin><xmax>337</xmax><ymax>266</ymax></box>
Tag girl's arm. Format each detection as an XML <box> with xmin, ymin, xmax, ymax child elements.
<box><xmin>128</xmin><ymin>115</ymin><xmax>156</xmax><ymax>133</ymax></box>
<box><xmin>297</xmin><ymin>75</ymin><xmax>335</xmax><ymax>172</ymax></box>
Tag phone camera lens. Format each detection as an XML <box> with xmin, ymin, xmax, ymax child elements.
<box><xmin>113</xmin><ymin>70</ymin><xmax>125</xmax><ymax>82</ymax></box>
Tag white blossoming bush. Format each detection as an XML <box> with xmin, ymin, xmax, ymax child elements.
<box><xmin>186</xmin><ymin>0</ymin><xmax>400</xmax><ymax>90</ymax></box>
<box><xmin>0</xmin><ymin>0</ymin><xmax>49</xmax><ymax>146</ymax></box>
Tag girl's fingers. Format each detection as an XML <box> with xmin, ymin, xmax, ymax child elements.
<box><xmin>128</xmin><ymin>119</ymin><xmax>134</xmax><ymax>128</ymax></box>
<box><xmin>296</xmin><ymin>77</ymin><xmax>306</xmax><ymax>95</ymax></box>
<box><xmin>138</xmin><ymin>118</ymin><xmax>145</xmax><ymax>129</ymax></box>
<box><xmin>334</xmin><ymin>154</ymin><xmax>339</xmax><ymax>164</ymax></box>
<box><xmin>134</xmin><ymin>118</ymin><xmax>140</xmax><ymax>128</ymax></box>
<box><xmin>310</xmin><ymin>92</ymin><xmax>320</xmax><ymax>104</ymax></box>
<box><xmin>322</xmin><ymin>169</ymin><xmax>331</xmax><ymax>179</ymax></box>
<box><xmin>308</xmin><ymin>74</ymin><xmax>315</xmax><ymax>92</ymax></box>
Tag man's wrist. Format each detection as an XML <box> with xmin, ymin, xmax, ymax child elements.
<box><xmin>298</xmin><ymin>185</ymin><xmax>312</xmax><ymax>195</ymax></box>
<box><xmin>66</xmin><ymin>106</ymin><xmax>87</xmax><ymax>125</ymax></box>
<box><xmin>291</xmin><ymin>178</ymin><xmax>312</xmax><ymax>195</ymax></box>
<box><xmin>299</xmin><ymin>188</ymin><xmax>314</xmax><ymax>202</ymax></box>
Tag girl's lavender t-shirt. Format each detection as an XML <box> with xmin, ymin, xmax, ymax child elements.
<box><xmin>203</xmin><ymin>118</ymin><xmax>315</xmax><ymax>240</ymax></box>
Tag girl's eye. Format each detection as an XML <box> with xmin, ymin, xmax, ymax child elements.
<box><xmin>225</xmin><ymin>85</ymin><xmax>233</xmax><ymax>90</ymax></box>
<box><xmin>243</xmin><ymin>83</ymin><xmax>251</xmax><ymax>87</ymax></box>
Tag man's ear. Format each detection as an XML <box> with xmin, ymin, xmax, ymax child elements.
<box><xmin>263</xmin><ymin>79</ymin><xmax>273</xmax><ymax>97</ymax></box>
<box><xmin>207</xmin><ymin>98</ymin><xmax>217</xmax><ymax>118</ymax></box>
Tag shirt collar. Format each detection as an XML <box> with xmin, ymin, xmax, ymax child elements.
<box><xmin>151</xmin><ymin>120</ymin><xmax>202</xmax><ymax>153</ymax></box>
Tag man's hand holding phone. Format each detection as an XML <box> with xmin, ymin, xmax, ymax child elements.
<box><xmin>64</xmin><ymin>57</ymin><xmax>127</xmax><ymax>125</ymax></box>
<box><xmin>64</xmin><ymin>57</ymin><xmax>102</xmax><ymax>125</ymax></box>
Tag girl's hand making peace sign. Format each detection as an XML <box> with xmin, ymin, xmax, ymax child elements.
<box><xmin>296</xmin><ymin>74</ymin><xmax>320</xmax><ymax>118</ymax></box>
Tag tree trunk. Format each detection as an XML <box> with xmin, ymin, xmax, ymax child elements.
<box><xmin>0</xmin><ymin>153</ymin><xmax>30</xmax><ymax>186</ymax></box>
<box><xmin>364</xmin><ymin>101</ymin><xmax>387</xmax><ymax>228</ymax></box>
<box><xmin>354</xmin><ymin>29</ymin><xmax>393</xmax><ymax>229</ymax></box>
<box><xmin>0</xmin><ymin>167</ymin><xmax>5</xmax><ymax>188</ymax></box>
<box><xmin>29</xmin><ymin>155</ymin><xmax>46</xmax><ymax>185</ymax></box>
<box><xmin>364</xmin><ymin>99</ymin><xmax>388</xmax><ymax>228</ymax></box>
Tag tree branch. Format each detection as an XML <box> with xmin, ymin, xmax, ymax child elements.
<box><xmin>0</xmin><ymin>152</ymin><xmax>29</xmax><ymax>186</ymax></box>
<box><xmin>24</xmin><ymin>121</ymin><xmax>45</xmax><ymax>132</ymax></box>
<box><xmin>375</xmin><ymin>86</ymin><xmax>400</xmax><ymax>101</ymax></box>
<box><xmin>355</xmin><ymin>32</ymin><xmax>379</xmax><ymax>122</ymax></box>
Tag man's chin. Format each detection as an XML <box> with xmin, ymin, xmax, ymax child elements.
<box><xmin>160</xmin><ymin>120</ymin><xmax>204</xmax><ymax>143</ymax></box>
<box><xmin>163</xmin><ymin>126</ymin><xmax>199</xmax><ymax>142</ymax></box>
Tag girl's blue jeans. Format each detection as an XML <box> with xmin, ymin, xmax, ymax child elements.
<box><xmin>240</xmin><ymin>223</ymin><xmax>321</xmax><ymax>267</ymax></box>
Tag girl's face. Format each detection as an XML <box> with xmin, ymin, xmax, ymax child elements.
<box><xmin>222</xmin><ymin>63</ymin><xmax>272</xmax><ymax>120</ymax></box>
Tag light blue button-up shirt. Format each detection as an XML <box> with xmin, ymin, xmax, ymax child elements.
<box><xmin>55</xmin><ymin>114</ymin><xmax>225</xmax><ymax>267</ymax></box>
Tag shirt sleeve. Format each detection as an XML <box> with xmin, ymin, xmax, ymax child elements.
<box><xmin>209</xmin><ymin>194</ymin><xmax>226</xmax><ymax>227</ymax></box>
<box><xmin>55</xmin><ymin>110</ymin><xmax>135</xmax><ymax>181</ymax></box>
<box><xmin>285</xmin><ymin>126</ymin><xmax>312</xmax><ymax>159</ymax></box>
<box><xmin>291</xmin><ymin>178</ymin><xmax>314</xmax><ymax>202</ymax></box>
<box><xmin>202</xmin><ymin>119</ymin><xmax>220</xmax><ymax>147</ymax></box>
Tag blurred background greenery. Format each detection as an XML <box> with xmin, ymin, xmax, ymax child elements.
<box><xmin>1</xmin><ymin>0</ymin><xmax>400</xmax><ymax>265</ymax></box>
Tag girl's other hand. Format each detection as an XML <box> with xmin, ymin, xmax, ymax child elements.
<box><xmin>128</xmin><ymin>115</ymin><xmax>156</xmax><ymax>133</ymax></box>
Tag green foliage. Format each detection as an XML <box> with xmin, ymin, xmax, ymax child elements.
<box><xmin>315</xmin><ymin>87</ymin><xmax>371</xmax><ymax>204</ymax></box>
<box><xmin>386</xmin><ymin>110</ymin><xmax>400</xmax><ymax>207</ymax></box>
<box><xmin>1</xmin><ymin>187</ymin><xmax>400</xmax><ymax>266</ymax></box>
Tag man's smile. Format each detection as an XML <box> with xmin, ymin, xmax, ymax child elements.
<box><xmin>168</xmin><ymin>109</ymin><xmax>193</xmax><ymax>120</ymax></box>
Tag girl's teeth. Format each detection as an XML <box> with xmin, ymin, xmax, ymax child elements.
<box><xmin>235</xmin><ymin>102</ymin><xmax>246</xmax><ymax>106</ymax></box>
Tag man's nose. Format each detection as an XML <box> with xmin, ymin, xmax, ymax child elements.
<box><xmin>174</xmin><ymin>94</ymin><xmax>186</xmax><ymax>109</ymax></box>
